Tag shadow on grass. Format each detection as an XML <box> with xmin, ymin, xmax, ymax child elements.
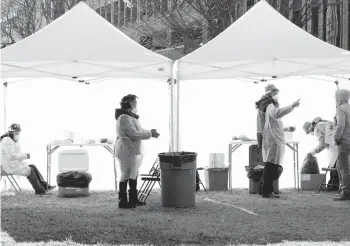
<box><xmin>1</xmin><ymin>189</ymin><xmax>350</xmax><ymax>245</ymax></box>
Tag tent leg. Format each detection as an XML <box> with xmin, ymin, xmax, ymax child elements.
<box><xmin>3</xmin><ymin>82</ymin><xmax>7</xmax><ymax>132</ymax></box>
<box><xmin>173</xmin><ymin>61</ymin><xmax>180</xmax><ymax>152</ymax></box>
<box><xmin>169</xmin><ymin>78</ymin><xmax>175</xmax><ymax>152</ymax></box>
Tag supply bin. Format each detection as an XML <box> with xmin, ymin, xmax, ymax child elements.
<box><xmin>204</xmin><ymin>167</ymin><xmax>229</xmax><ymax>191</ymax></box>
<box><xmin>159</xmin><ymin>152</ymin><xmax>197</xmax><ymax>208</ymax></box>
<box><xmin>57</xmin><ymin>149</ymin><xmax>91</xmax><ymax>197</ymax></box>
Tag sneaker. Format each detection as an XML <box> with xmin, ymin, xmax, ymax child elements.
<box><xmin>333</xmin><ymin>191</ymin><xmax>350</xmax><ymax>201</ymax></box>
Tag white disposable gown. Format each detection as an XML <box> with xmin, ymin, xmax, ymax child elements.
<box><xmin>0</xmin><ymin>137</ymin><xmax>31</xmax><ymax>176</ymax></box>
<box><xmin>115</xmin><ymin>114</ymin><xmax>152</xmax><ymax>182</ymax></box>
<box><xmin>262</xmin><ymin>104</ymin><xmax>294</xmax><ymax>165</ymax></box>
<box><xmin>313</xmin><ymin>122</ymin><xmax>338</xmax><ymax>167</ymax></box>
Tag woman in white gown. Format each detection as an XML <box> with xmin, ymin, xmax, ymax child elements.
<box><xmin>115</xmin><ymin>95</ymin><xmax>159</xmax><ymax>208</ymax></box>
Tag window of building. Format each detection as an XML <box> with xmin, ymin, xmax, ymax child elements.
<box><xmin>125</xmin><ymin>5</ymin><xmax>131</xmax><ymax>24</ymax></box>
<box><xmin>140</xmin><ymin>0</ymin><xmax>146</xmax><ymax>21</ymax></box>
<box><xmin>147</xmin><ymin>0</ymin><xmax>154</xmax><ymax>18</ymax></box>
<box><xmin>96</xmin><ymin>7</ymin><xmax>101</xmax><ymax>15</ymax></box>
<box><xmin>311</xmin><ymin>3</ymin><xmax>319</xmax><ymax>37</ymax></box>
<box><xmin>247</xmin><ymin>0</ymin><xmax>255</xmax><ymax>10</ymax></box>
<box><xmin>291</xmin><ymin>0</ymin><xmax>303</xmax><ymax>27</ymax></box>
<box><xmin>106</xmin><ymin>4</ymin><xmax>111</xmax><ymax>23</ymax></box>
<box><xmin>131</xmin><ymin>0</ymin><xmax>137</xmax><ymax>22</ymax></box>
<box><xmin>113</xmin><ymin>1</ymin><xmax>119</xmax><ymax>26</ymax></box>
<box><xmin>120</xmin><ymin>0</ymin><xmax>125</xmax><ymax>26</ymax></box>
<box><xmin>101</xmin><ymin>6</ymin><xmax>105</xmax><ymax>19</ymax></box>
<box><xmin>161</xmin><ymin>0</ymin><xmax>168</xmax><ymax>12</ymax></box>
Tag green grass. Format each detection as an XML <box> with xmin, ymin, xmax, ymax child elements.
<box><xmin>1</xmin><ymin>189</ymin><xmax>350</xmax><ymax>246</ymax></box>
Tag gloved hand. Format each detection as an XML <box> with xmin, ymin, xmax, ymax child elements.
<box><xmin>151</xmin><ymin>129</ymin><xmax>160</xmax><ymax>138</ymax></box>
<box><xmin>285</xmin><ymin>126</ymin><xmax>296</xmax><ymax>132</ymax></box>
<box><xmin>292</xmin><ymin>99</ymin><xmax>301</xmax><ymax>108</ymax></box>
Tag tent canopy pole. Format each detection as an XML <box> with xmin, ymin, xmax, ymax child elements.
<box><xmin>3</xmin><ymin>82</ymin><xmax>7</xmax><ymax>132</ymax></box>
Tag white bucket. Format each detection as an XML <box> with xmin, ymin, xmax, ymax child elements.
<box><xmin>64</xmin><ymin>130</ymin><xmax>76</xmax><ymax>143</ymax></box>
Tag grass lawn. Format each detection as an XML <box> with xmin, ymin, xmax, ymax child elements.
<box><xmin>1</xmin><ymin>188</ymin><xmax>350</xmax><ymax>246</ymax></box>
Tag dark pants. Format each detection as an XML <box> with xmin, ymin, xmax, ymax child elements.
<box><xmin>337</xmin><ymin>152</ymin><xmax>350</xmax><ymax>192</ymax></box>
<box><xmin>28</xmin><ymin>165</ymin><xmax>48</xmax><ymax>188</ymax></box>
<box><xmin>261</xmin><ymin>162</ymin><xmax>279</xmax><ymax>196</ymax></box>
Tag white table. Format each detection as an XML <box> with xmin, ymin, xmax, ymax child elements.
<box><xmin>46</xmin><ymin>143</ymin><xmax>117</xmax><ymax>191</ymax></box>
<box><xmin>228</xmin><ymin>140</ymin><xmax>300</xmax><ymax>192</ymax></box>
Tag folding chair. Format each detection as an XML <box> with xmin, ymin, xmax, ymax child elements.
<box><xmin>196</xmin><ymin>167</ymin><xmax>207</xmax><ymax>192</ymax></box>
<box><xmin>137</xmin><ymin>158</ymin><xmax>161</xmax><ymax>203</ymax></box>
<box><xmin>317</xmin><ymin>167</ymin><xmax>340</xmax><ymax>193</ymax></box>
<box><xmin>1</xmin><ymin>167</ymin><xmax>22</xmax><ymax>193</ymax></box>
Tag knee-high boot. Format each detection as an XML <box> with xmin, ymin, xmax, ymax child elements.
<box><xmin>128</xmin><ymin>179</ymin><xmax>137</xmax><ymax>209</ymax></box>
<box><xmin>118</xmin><ymin>180</ymin><xmax>130</xmax><ymax>209</ymax></box>
<box><xmin>134</xmin><ymin>178</ymin><xmax>146</xmax><ymax>206</ymax></box>
<box><xmin>27</xmin><ymin>169</ymin><xmax>47</xmax><ymax>195</ymax></box>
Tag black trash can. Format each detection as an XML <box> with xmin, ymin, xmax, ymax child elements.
<box><xmin>158</xmin><ymin>152</ymin><xmax>197</xmax><ymax>208</ymax></box>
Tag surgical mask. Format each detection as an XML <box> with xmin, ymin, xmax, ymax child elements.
<box><xmin>131</xmin><ymin>107</ymin><xmax>138</xmax><ymax>114</ymax></box>
<box><xmin>272</xmin><ymin>95</ymin><xmax>279</xmax><ymax>101</ymax></box>
<box><xmin>13</xmin><ymin>135</ymin><xmax>20</xmax><ymax>142</ymax></box>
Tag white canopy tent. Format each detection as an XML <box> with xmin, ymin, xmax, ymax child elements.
<box><xmin>0</xmin><ymin>2</ymin><xmax>176</xmax><ymax>147</ymax></box>
<box><xmin>173</xmin><ymin>0</ymin><xmax>350</xmax><ymax>151</ymax></box>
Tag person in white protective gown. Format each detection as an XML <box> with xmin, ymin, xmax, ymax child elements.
<box><xmin>0</xmin><ymin>123</ymin><xmax>56</xmax><ymax>195</ymax></box>
<box><xmin>256</xmin><ymin>84</ymin><xmax>300</xmax><ymax>198</ymax></box>
<box><xmin>115</xmin><ymin>94</ymin><xmax>160</xmax><ymax>209</ymax></box>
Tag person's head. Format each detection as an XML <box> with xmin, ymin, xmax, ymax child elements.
<box><xmin>303</xmin><ymin>122</ymin><xmax>312</xmax><ymax>135</ymax></box>
<box><xmin>8</xmin><ymin>123</ymin><xmax>21</xmax><ymax>142</ymax></box>
<box><xmin>265</xmin><ymin>84</ymin><xmax>279</xmax><ymax>101</ymax></box>
<box><xmin>120</xmin><ymin>94</ymin><xmax>138</xmax><ymax>113</ymax></box>
<box><xmin>335</xmin><ymin>89</ymin><xmax>350</xmax><ymax>107</ymax></box>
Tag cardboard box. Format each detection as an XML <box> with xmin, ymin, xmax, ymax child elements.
<box><xmin>300</xmin><ymin>174</ymin><xmax>325</xmax><ymax>191</ymax></box>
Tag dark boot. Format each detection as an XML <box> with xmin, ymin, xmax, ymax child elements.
<box><xmin>118</xmin><ymin>180</ymin><xmax>130</xmax><ymax>209</ymax></box>
<box><xmin>27</xmin><ymin>169</ymin><xmax>48</xmax><ymax>195</ymax></box>
<box><xmin>135</xmin><ymin>178</ymin><xmax>146</xmax><ymax>206</ymax></box>
<box><xmin>128</xmin><ymin>179</ymin><xmax>137</xmax><ymax>209</ymax></box>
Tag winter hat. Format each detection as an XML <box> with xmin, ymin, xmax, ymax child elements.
<box><xmin>265</xmin><ymin>84</ymin><xmax>279</xmax><ymax>94</ymax></box>
<box><xmin>303</xmin><ymin>122</ymin><xmax>312</xmax><ymax>134</ymax></box>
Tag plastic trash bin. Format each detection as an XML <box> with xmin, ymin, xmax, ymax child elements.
<box><xmin>204</xmin><ymin>167</ymin><xmax>229</xmax><ymax>191</ymax></box>
<box><xmin>158</xmin><ymin>152</ymin><xmax>197</xmax><ymax>208</ymax></box>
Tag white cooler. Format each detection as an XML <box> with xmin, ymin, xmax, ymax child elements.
<box><xmin>57</xmin><ymin>149</ymin><xmax>91</xmax><ymax>197</ymax></box>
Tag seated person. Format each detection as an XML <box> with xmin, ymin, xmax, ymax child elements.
<box><xmin>0</xmin><ymin>123</ymin><xmax>55</xmax><ymax>195</ymax></box>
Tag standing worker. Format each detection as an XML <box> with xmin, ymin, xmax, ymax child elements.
<box><xmin>333</xmin><ymin>89</ymin><xmax>350</xmax><ymax>201</ymax></box>
<box><xmin>256</xmin><ymin>84</ymin><xmax>300</xmax><ymax>198</ymax></box>
<box><xmin>115</xmin><ymin>94</ymin><xmax>160</xmax><ymax>209</ymax></box>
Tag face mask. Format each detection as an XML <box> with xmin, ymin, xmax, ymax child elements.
<box><xmin>13</xmin><ymin>135</ymin><xmax>20</xmax><ymax>142</ymax></box>
<box><xmin>272</xmin><ymin>95</ymin><xmax>279</xmax><ymax>101</ymax></box>
<box><xmin>131</xmin><ymin>107</ymin><xmax>138</xmax><ymax>114</ymax></box>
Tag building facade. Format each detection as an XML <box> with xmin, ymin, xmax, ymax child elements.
<box><xmin>86</xmin><ymin>0</ymin><xmax>349</xmax><ymax>59</ymax></box>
